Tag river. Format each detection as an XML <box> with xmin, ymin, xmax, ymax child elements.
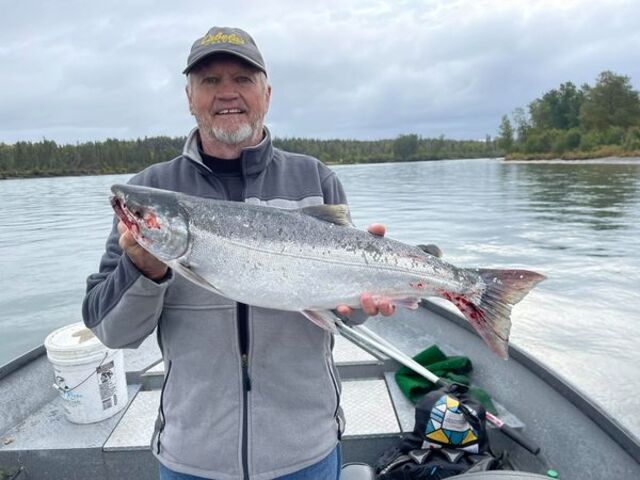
<box><xmin>1</xmin><ymin>158</ymin><xmax>639</xmax><ymax>436</ymax></box>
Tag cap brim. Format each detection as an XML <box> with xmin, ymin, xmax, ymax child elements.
<box><xmin>183</xmin><ymin>49</ymin><xmax>266</xmax><ymax>75</ymax></box>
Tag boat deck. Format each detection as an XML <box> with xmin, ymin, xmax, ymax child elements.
<box><xmin>0</xmin><ymin>328</ymin><xmax>408</xmax><ymax>478</ymax></box>
<box><xmin>1</xmin><ymin>301</ymin><xmax>638</xmax><ymax>480</ymax></box>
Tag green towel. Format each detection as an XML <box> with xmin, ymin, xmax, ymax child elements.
<box><xmin>394</xmin><ymin>344</ymin><xmax>497</xmax><ymax>414</ymax></box>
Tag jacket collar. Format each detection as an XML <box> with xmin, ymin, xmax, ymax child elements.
<box><xmin>183</xmin><ymin>126</ymin><xmax>274</xmax><ymax>177</ymax></box>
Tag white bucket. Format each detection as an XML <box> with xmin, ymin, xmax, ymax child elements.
<box><xmin>44</xmin><ymin>322</ymin><xmax>128</xmax><ymax>424</ymax></box>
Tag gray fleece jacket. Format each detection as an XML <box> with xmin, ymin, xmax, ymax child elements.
<box><xmin>83</xmin><ymin>128</ymin><xmax>351</xmax><ymax>480</ymax></box>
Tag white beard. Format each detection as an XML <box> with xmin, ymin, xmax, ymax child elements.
<box><xmin>208</xmin><ymin>123</ymin><xmax>254</xmax><ymax>146</ymax></box>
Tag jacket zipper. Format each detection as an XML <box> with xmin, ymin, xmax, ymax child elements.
<box><xmin>326</xmin><ymin>353</ymin><xmax>342</xmax><ymax>440</ymax></box>
<box><xmin>238</xmin><ymin>303</ymin><xmax>251</xmax><ymax>480</ymax></box>
<box><xmin>156</xmin><ymin>360</ymin><xmax>173</xmax><ymax>453</ymax></box>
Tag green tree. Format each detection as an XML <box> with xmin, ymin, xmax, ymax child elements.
<box><xmin>580</xmin><ymin>71</ymin><xmax>640</xmax><ymax>131</ymax></box>
<box><xmin>529</xmin><ymin>82</ymin><xmax>584</xmax><ymax>130</ymax></box>
<box><xmin>497</xmin><ymin>115</ymin><xmax>514</xmax><ymax>151</ymax></box>
<box><xmin>512</xmin><ymin>107</ymin><xmax>531</xmax><ymax>149</ymax></box>
<box><xmin>392</xmin><ymin>134</ymin><xmax>419</xmax><ymax>160</ymax></box>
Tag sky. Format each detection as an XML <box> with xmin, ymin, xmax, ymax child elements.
<box><xmin>2</xmin><ymin>0</ymin><xmax>640</xmax><ymax>144</ymax></box>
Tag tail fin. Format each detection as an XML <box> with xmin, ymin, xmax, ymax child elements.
<box><xmin>442</xmin><ymin>269</ymin><xmax>546</xmax><ymax>358</ymax></box>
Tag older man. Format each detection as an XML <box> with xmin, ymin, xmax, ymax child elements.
<box><xmin>83</xmin><ymin>27</ymin><xmax>392</xmax><ymax>480</ymax></box>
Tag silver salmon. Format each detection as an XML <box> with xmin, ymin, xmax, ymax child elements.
<box><xmin>111</xmin><ymin>184</ymin><xmax>545</xmax><ymax>358</ymax></box>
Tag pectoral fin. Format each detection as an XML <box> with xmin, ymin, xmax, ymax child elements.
<box><xmin>392</xmin><ymin>296</ymin><xmax>421</xmax><ymax>310</ymax></box>
<box><xmin>301</xmin><ymin>309</ymin><xmax>339</xmax><ymax>333</ymax></box>
<box><xmin>168</xmin><ymin>261</ymin><xmax>226</xmax><ymax>296</ymax></box>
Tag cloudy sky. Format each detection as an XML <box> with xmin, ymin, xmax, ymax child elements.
<box><xmin>2</xmin><ymin>0</ymin><xmax>639</xmax><ymax>144</ymax></box>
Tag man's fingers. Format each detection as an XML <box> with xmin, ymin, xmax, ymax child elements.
<box><xmin>360</xmin><ymin>293</ymin><xmax>378</xmax><ymax>316</ymax></box>
<box><xmin>360</xmin><ymin>293</ymin><xmax>395</xmax><ymax>317</ymax></box>
<box><xmin>335</xmin><ymin>305</ymin><xmax>353</xmax><ymax>317</ymax></box>
<box><xmin>377</xmin><ymin>299</ymin><xmax>395</xmax><ymax>317</ymax></box>
<box><xmin>336</xmin><ymin>294</ymin><xmax>396</xmax><ymax>320</ymax></box>
<box><xmin>367</xmin><ymin>223</ymin><xmax>386</xmax><ymax>237</ymax></box>
<box><xmin>117</xmin><ymin>221</ymin><xmax>136</xmax><ymax>248</ymax></box>
<box><xmin>118</xmin><ymin>230</ymin><xmax>137</xmax><ymax>251</ymax></box>
<box><xmin>115</xmin><ymin>220</ymin><xmax>168</xmax><ymax>280</ymax></box>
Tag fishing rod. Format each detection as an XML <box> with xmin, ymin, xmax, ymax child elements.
<box><xmin>334</xmin><ymin>318</ymin><xmax>541</xmax><ymax>455</ymax></box>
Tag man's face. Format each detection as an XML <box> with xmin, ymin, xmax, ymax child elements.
<box><xmin>186</xmin><ymin>56</ymin><xmax>271</xmax><ymax>148</ymax></box>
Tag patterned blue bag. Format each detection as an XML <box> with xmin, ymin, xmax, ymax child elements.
<box><xmin>376</xmin><ymin>385</ymin><xmax>501</xmax><ymax>479</ymax></box>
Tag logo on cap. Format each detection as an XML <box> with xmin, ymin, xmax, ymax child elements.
<box><xmin>199</xmin><ymin>32</ymin><xmax>246</xmax><ymax>47</ymax></box>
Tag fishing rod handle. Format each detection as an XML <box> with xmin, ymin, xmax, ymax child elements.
<box><xmin>498</xmin><ymin>422</ymin><xmax>541</xmax><ymax>455</ymax></box>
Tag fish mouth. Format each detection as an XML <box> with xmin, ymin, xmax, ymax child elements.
<box><xmin>111</xmin><ymin>196</ymin><xmax>133</xmax><ymax>227</ymax></box>
<box><xmin>110</xmin><ymin>196</ymin><xmax>144</xmax><ymax>237</ymax></box>
<box><xmin>110</xmin><ymin>192</ymin><xmax>165</xmax><ymax>243</ymax></box>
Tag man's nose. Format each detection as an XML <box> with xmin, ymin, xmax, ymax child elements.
<box><xmin>216</xmin><ymin>80</ymin><xmax>240</xmax><ymax>100</ymax></box>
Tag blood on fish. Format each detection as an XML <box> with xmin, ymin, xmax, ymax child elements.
<box><xmin>439</xmin><ymin>290</ymin><xmax>483</xmax><ymax>322</ymax></box>
<box><xmin>144</xmin><ymin>213</ymin><xmax>161</xmax><ymax>229</ymax></box>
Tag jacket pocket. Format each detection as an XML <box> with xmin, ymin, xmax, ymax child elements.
<box><xmin>155</xmin><ymin>359</ymin><xmax>173</xmax><ymax>454</ymax></box>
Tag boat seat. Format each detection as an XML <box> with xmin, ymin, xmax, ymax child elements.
<box><xmin>455</xmin><ymin>472</ymin><xmax>552</xmax><ymax>479</ymax></box>
<box><xmin>341</xmin><ymin>464</ymin><xmax>552</xmax><ymax>479</ymax></box>
<box><xmin>341</xmin><ymin>462</ymin><xmax>376</xmax><ymax>480</ymax></box>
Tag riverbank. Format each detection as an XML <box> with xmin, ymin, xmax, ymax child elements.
<box><xmin>0</xmin><ymin>168</ymin><xmax>133</xmax><ymax>180</ymax></box>
<box><xmin>506</xmin><ymin>146</ymin><xmax>640</xmax><ymax>161</ymax></box>
<box><xmin>0</xmin><ymin>156</ymin><xmax>499</xmax><ymax>180</ymax></box>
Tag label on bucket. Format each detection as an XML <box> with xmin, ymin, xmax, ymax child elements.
<box><xmin>97</xmin><ymin>361</ymin><xmax>118</xmax><ymax>410</ymax></box>
<box><xmin>54</xmin><ymin>370</ymin><xmax>83</xmax><ymax>406</ymax></box>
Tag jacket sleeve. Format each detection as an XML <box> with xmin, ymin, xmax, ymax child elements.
<box><xmin>82</xmin><ymin>216</ymin><xmax>174</xmax><ymax>349</ymax></box>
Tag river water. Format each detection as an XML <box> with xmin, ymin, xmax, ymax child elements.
<box><xmin>1</xmin><ymin>158</ymin><xmax>639</xmax><ymax>436</ymax></box>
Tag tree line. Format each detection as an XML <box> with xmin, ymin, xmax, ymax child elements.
<box><xmin>0</xmin><ymin>134</ymin><xmax>500</xmax><ymax>178</ymax></box>
<box><xmin>497</xmin><ymin>71</ymin><xmax>640</xmax><ymax>159</ymax></box>
<box><xmin>6</xmin><ymin>69</ymin><xmax>636</xmax><ymax>178</ymax></box>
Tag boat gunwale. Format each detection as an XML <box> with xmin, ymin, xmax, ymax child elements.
<box><xmin>0</xmin><ymin>345</ymin><xmax>46</xmax><ymax>381</ymax></box>
<box><xmin>421</xmin><ymin>299</ymin><xmax>640</xmax><ymax>464</ymax></box>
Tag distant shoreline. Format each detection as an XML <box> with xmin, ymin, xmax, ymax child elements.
<box><xmin>505</xmin><ymin>147</ymin><xmax>640</xmax><ymax>161</ymax></box>
<box><xmin>0</xmin><ymin>168</ymin><xmax>133</xmax><ymax>181</ymax></box>
<box><xmin>0</xmin><ymin>157</ymin><xmax>498</xmax><ymax>180</ymax></box>
<box><xmin>4</xmin><ymin>152</ymin><xmax>640</xmax><ymax>180</ymax></box>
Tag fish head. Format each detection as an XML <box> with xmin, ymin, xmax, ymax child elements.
<box><xmin>110</xmin><ymin>184</ymin><xmax>190</xmax><ymax>262</ymax></box>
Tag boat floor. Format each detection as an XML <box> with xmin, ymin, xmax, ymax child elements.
<box><xmin>0</xmin><ymin>301</ymin><xmax>638</xmax><ymax>479</ymax></box>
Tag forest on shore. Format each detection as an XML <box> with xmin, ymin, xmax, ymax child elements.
<box><xmin>0</xmin><ymin>134</ymin><xmax>500</xmax><ymax>179</ymax></box>
<box><xmin>496</xmin><ymin>71</ymin><xmax>640</xmax><ymax>160</ymax></box>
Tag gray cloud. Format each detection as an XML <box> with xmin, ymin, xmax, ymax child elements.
<box><xmin>1</xmin><ymin>0</ymin><xmax>639</xmax><ymax>143</ymax></box>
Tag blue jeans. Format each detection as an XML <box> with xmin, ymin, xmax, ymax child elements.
<box><xmin>159</xmin><ymin>444</ymin><xmax>341</xmax><ymax>479</ymax></box>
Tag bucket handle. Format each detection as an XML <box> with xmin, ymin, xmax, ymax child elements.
<box><xmin>52</xmin><ymin>351</ymin><xmax>110</xmax><ymax>394</ymax></box>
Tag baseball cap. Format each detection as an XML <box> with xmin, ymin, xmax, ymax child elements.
<box><xmin>183</xmin><ymin>26</ymin><xmax>266</xmax><ymax>75</ymax></box>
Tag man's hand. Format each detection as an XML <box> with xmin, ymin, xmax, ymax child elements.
<box><xmin>117</xmin><ymin>221</ymin><xmax>168</xmax><ymax>281</ymax></box>
<box><xmin>335</xmin><ymin>223</ymin><xmax>395</xmax><ymax>318</ymax></box>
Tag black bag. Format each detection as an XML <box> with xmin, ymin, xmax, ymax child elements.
<box><xmin>376</xmin><ymin>384</ymin><xmax>502</xmax><ymax>479</ymax></box>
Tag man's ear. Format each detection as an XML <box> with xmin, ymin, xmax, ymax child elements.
<box><xmin>185</xmin><ymin>84</ymin><xmax>194</xmax><ymax>115</ymax></box>
<box><xmin>265</xmin><ymin>84</ymin><xmax>272</xmax><ymax>111</ymax></box>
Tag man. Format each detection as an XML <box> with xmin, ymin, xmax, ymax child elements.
<box><xmin>83</xmin><ymin>27</ymin><xmax>393</xmax><ymax>480</ymax></box>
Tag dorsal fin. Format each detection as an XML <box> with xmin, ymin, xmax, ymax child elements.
<box><xmin>299</xmin><ymin>204</ymin><xmax>353</xmax><ymax>226</ymax></box>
